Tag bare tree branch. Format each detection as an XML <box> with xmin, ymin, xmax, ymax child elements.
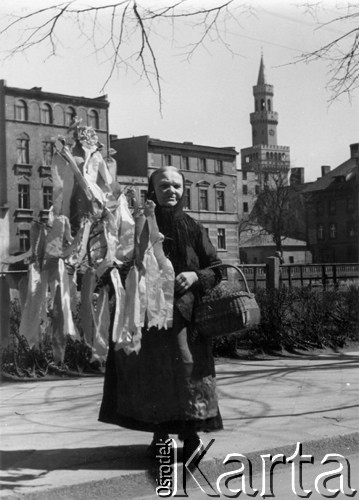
<box><xmin>1</xmin><ymin>0</ymin><xmax>357</xmax><ymax>105</ymax></box>
<box><xmin>0</xmin><ymin>0</ymin><xmax>238</xmax><ymax>110</ymax></box>
<box><xmin>295</xmin><ymin>1</ymin><xmax>359</xmax><ymax>102</ymax></box>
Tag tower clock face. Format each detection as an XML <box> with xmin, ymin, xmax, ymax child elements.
<box><xmin>269</xmin><ymin>129</ymin><xmax>275</xmax><ymax>136</ymax></box>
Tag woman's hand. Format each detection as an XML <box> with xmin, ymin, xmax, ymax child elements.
<box><xmin>175</xmin><ymin>271</ymin><xmax>198</xmax><ymax>294</ymax></box>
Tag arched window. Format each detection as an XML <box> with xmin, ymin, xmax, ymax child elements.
<box><xmin>88</xmin><ymin>109</ymin><xmax>99</xmax><ymax>129</ymax></box>
<box><xmin>16</xmin><ymin>133</ymin><xmax>30</xmax><ymax>164</ymax></box>
<box><xmin>261</xmin><ymin>99</ymin><xmax>265</xmax><ymax>110</ymax></box>
<box><xmin>317</xmin><ymin>224</ymin><xmax>324</xmax><ymax>241</ymax></box>
<box><xmin>267</xmin><ymin>99</ymin><xmax>271</xmax><ymax>111</ymax></box>
<box><xmin>255</xmin><ymin>100</ymin><xmax>259</xmax><ymax>112</ymax></box>
<box><xmin>15</xmin><ymin>100</ymin><xmax>27</xmax><ymax>121</ymax></box>
<box><xmin>65</xmin><ymin>106</ymin><xmax>76</xmax><ymax>126</ymax></box>
<box><xmin>41</xmin><ymin>103</ymin><xmax>52</xmax><ymax>124</ymax></box>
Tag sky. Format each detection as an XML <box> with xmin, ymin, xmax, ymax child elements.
<box><xmin>0</xmin><ymin>0</ymin><xmax>357</xmax><ymax>182</ymax></box>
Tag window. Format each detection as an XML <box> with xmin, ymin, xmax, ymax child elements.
<box><xmin>217</xmin><ymin>228</ymin><xmax>226</xmax><ymax>250</ymax></box>
<box><xmin>88</xmin><ymin>109</ymin><xmax>99</xmax><ymax>129</ymax></box>
<box><xmin>126</xmin><ymin>193</ymin><xmax>135</xmax><ymax>208</ymax></box>
<box><xmin>19</xmin><ymin>230</ymin><xmax>30</xmax><ymax>252</ymax></box>
<box><xmin>18</xmin><ymin>184</ymin><xmax>30</xmax><ymax>209</ymax></box>
<box><xmin>15</xmin><ymin>100</ymin><xmax>27</xmax><ymax>121</ymax></box>
<box><xmin>347</xmin><ymin>221</ymin><xmax>356</xmax><ymax>238</ymax></box>
<box><xmin>255</xmin><ymin>185</ymin><xmax>260</xmax><ymax>195</ymax></box>
<box><xmin>347</xmin><ymin>198</ymin><xmax>355</xmax><ymax>213</ymax></box>
<box><xmin>199</xmin><ymin>189</ymin><xmax>208</xmax><ymax>210</ymax></box>
<box><xmin>182</xmin><ymin>156</ymin><xmax>190</xmax><ymax>170</ymax></box>
<box><xmin>41</xmin><ymin>103</ymin><xmax>52</xmax><ymax>124</ymax></box>
<box><xmin>317</xmin><ymin>224</ymin><xmax>324</xmax><ymax>241</ymax></box>
<box><xmin>140</xmin><ymin>190</ymin><xmax>147</xmax><ymax>206</ymax></box>
<box><xmin>328</xmin><ymin>200</ymin><xmax>336</xmax><ymax>215</ymax></box>
<box><xmin>242</xmin><ymin>171</ymin><xmax>247</xmax><ymax>181</ymax></box>
<box><xmin>162</xmin><ymin>154</ymin><xmax>172</xmax><ymax>166</ymax></box>
<box><xmin>199</xmin><ymin>158</ymin><xmax>207</xmax><ymax>172</ymax></box>
<box><xmin>216</xmin><ymin>190</ymin><xmax>225</xmax><ymax>211</ymax></box>
<box><xmin>329</xmin><ymin>223</ymin><xmax>337</xmax><ymax>239</ymax></box>
<box><xmin>242</xmin><ymin>185</ymin><xmax>248</xmax><ymax>195</ymax></box>
<box><xmin>42</xmin><ymin>141</ymin><xmax>54</xmax><ymax>166</ymax></box>
<box><xmin>65</xmin><ymin>106</ymin><xmax>76</xmax><ymax>126</ymax></box>
<box><xmin>16</xmin><ymin>135</ymin><xmax>30</xmax><ymax>164</ymax></box>
<box><xmin>243</xmin><ymin>202</ymin><xmax>248</xmax><ymax>213</ymax></box>
<box><xmin>215</xmin><ymin>160</ymin><xmax>223</xmax><ymax>174</ymax></box>
<box><xmin>184</xmin><ymin>187</ymin><xmax>191</xmax><ymax>209</ymax></box>
<box><xmin>43</xmin><ymin>186</ymin><xmax>53</xmax><ymax>210</ymax></box>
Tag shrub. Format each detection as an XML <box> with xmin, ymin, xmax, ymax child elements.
<box><xmin>212</xmin><ymin>285</ymin><xmax>359</xmax><ymax>356</ymax></box>
<box><xmin>1</xmin><ymin>298</ymin><xmax>97</xmax><ymax>379</ymax></box>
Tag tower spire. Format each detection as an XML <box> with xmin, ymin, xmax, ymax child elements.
<box><xmin>257</xmin><ymin>53</ymin><xmax>266</xmax><ymax>85</ymax></box>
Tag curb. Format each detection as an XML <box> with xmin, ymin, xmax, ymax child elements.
<box><xmin>2</xmin><ymin>431</ymin><xmax>359</xmax><ymax>500</ymax></box>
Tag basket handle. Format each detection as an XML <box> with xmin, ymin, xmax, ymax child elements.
<box><xmin>207</xmin><ymin>263</ymin><xmax>251</xmax><ymax>294</ymax></box>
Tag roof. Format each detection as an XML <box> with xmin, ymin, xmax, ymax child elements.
<box><xmin>257</xmin><ymin>54</ymin><xmax>266</xmax><ymax>85</ymax></box>
<box><xmin>303</xmin><ymin>159</ymin><xmax>358</xmax><ymax>193</ymax></box>
<box><xmin>1</xmin><ymin>80</ymin><xmax>109</xmax><ymax>108</ymax></box>
<box><xmin>241</xmin><ymin>229</ymin><xmax>307</xmax><ymax>248</ymax></box>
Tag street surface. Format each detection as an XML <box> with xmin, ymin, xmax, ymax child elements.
<box><xmin>138</xmin><ymin>452</ymin><xmax>359</xmax><ymax>500</ymax></box>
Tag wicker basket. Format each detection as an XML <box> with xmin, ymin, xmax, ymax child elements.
<box><xmin>194</xmin><ymin>264</ymin><xmax>261</xmax><ymax>338</ymax></box>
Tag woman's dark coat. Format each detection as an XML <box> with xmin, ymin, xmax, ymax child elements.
<box><xmin>98</xmin><ymin>170</ymin><xmax>223</xmax><ymax>436</ymax></box>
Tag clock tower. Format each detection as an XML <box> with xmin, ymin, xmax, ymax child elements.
<box><xmin>240</xmin><ymin>54</ymin><xmax>290</xmax><ymax>189</ymax></box>
<box><xmin>250</xmin><ymin>54</ymin><xmax>278</xmax><ymax>146</ymax></box>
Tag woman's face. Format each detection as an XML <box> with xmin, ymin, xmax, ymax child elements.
<box><xmin>153</xmin><ymin>169</ymin><xmax>184</xmax><ymax>207</ymax></box>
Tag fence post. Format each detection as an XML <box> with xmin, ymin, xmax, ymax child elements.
<box><xmin>266</xmin><ymin>256</ymin><xmax>280</xmax><ymax>289</ymax></box>
<box><xmin>0</xmin><ymin>276</ymin><xmax>10</xmax><ymax>346</ymax></box>
<box><xmin>322</xmin><ymin>264</ymin><xmax>328</xmax><ymax>289</ymax></box>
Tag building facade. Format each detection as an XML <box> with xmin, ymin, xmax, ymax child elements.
<box><xmin>0</xmin><ymin>80</ymin><xmax>109</xmax><ymax>262</ymax></box>
<box><xmin>239</xmin><ymin>55</ymin><xmax>291</xmax><ymax>218</ymax></box>
<box><xmin>303</xmin><ymin>144</ymin><xmax>359</xmax><ymax>263</ymax></box>
<box><xmin>111</xmin><ymin>135</ymin><xmax>240</xmax><ymax>265</ymax></box>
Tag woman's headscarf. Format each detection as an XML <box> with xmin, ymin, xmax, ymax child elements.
<box><xmin>147</xmin><ymin>167</ymin><xmax>198</xmax><ymax>274</ymax></box>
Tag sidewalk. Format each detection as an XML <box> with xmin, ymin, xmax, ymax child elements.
<box><xmin>1</xmin><ymin>350</ymin><xmax>359</xmax><ymax>499</ymax></box>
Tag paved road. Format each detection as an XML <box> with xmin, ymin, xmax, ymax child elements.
<box><xmin>137</xmin><ymin>452</ymin><xmax>359</xmax><ymax>499</ymax></box>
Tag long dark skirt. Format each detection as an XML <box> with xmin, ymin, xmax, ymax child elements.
<box><xmin>98</xmin><ymin>324</ymin><xmax>223</xmax><ymax>437</ymax></box>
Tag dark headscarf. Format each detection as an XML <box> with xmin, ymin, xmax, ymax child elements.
<box><xmin>147</xmin><ymin>167</ymin><xmax>201</xmax><ymax>275</ymax></box>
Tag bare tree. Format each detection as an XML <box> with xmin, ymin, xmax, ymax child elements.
<box><xmin>296</xmin><ymin>1</ymin><xmax>359</xmax><ymax>102</ymax></box>
<box><xmin>243</xmin><ymin>174</ymin><xmax>306</xmax><ymax>254</ymax></box>
<box><xmin>0</xmin><ymin>0</ymin><xmax>248</xmax><ymax>112</ymax></box>
<box><xmin>0</xmin><ymin>1</ymin><xmax>357</xmax><ymax>106</ymax></box>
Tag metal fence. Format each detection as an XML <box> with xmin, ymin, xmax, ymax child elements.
<box><xmin>239</xmin><ymin>262</ymin><xmax>359</xmax><ymax>291</ymax></box>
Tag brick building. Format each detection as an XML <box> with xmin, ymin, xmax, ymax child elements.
<box><xmin>0</xmin><ymin>80</ymin><xmax>109</xmax><ymax>262</ymax></box>
<box><xmin>111</xmin><ymin>135</ymin><xmax>240</xmax><ymax>265</ymax></box>
<box><xmin>303</xmin><ymin>144</ymin><xmax>359</xmax><ymax>263</ymax></box>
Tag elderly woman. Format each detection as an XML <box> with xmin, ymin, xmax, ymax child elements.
<box><xmin>99</xmin><ymin>166</ymin><xmax>223</xmax><ymax>459</ymax></box>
